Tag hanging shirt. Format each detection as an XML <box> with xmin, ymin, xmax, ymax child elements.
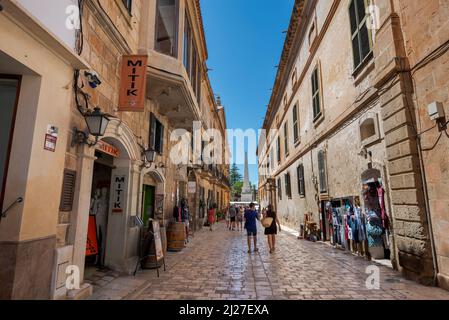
<box><xmin>377</xmin><ymin>187</ymin><xmax>389</xmax><ymax>229</ymax></box>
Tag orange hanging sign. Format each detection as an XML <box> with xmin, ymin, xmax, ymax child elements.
<box><xmin>96</xmin><ymin>140</ymin><xmax>120</xmax><ymax>158</ymax></box>
<box><xmin>86</xmin><ymin>215</ymin><xmax>99</xmax><ymax>256</ymax></box>
<box><xmin>118</xmin><ymin>55</ymin><xmax>148</xmax><ymax>112</ymax></box>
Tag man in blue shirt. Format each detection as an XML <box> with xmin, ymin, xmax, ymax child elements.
<box><xmin>244</xmin><ymin>203</ymin><xmax>259</xmax><ymax>253</ymax></box>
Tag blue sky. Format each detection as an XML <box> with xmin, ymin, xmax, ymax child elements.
<box><xmin>201</xmin><ymin>0</ymin><xmax>294</xmax><ymax>186</ymax></box>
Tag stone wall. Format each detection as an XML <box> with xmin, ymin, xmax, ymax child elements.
<box><xmin>395</xmin><ymin>0</ymin><xmax>449</xmax><ymax>289</ymax></box>
<box><xmin>373</xmin><ymin>2</ymin><xmax>434</xmax><ymax>284</ymax></box>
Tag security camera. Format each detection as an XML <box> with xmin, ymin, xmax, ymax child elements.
<box><xmin>84</xmin><ymin>71</ymin><xmax>102</xmax><ymax>89</ymax></box>
<box><xmin>358</xmin><ymin>147</ymin><xmax>368</xmax><ymax>157</ymax></box>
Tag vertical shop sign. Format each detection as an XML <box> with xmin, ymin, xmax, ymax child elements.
<box><xmin>118</xmin><ymin>55</ymin><xmax>148</xmax><ymax>112</ymax></box>
<box><xmin>112</xmin><ymin>175</ymin><xmax>126</xmax><ymax>214</ymax></box>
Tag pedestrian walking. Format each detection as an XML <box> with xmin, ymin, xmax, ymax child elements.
<box><xmin>225</xmin><ymin>207</ymin><xmax>230</xmax><ymax>229</ymax></box>
<box><xmin>262</xmin><ymin>205</ymin><xmax>281</xmax><ymax>253</ymax></box>
<box><xmin>207</xmin><ymin>206</ymin><xmax>215</xmax><ymax>231</ymax></box>
<box><xmin>229</xmin><ymin>205</ymin><xmax>237</xmax><ymax>230</ymax></box>
<box><xmin>244</xmin><ymin>203</ymin><xmax>259</xmax><ymax>253</ymax></box>
<box><xmin>236</xmin><ymin>206</ymin><xmax>244</xmax><ymax>231</ymax></box>
<box><xmin>181</xmin><ymin>199</ymin><xmax>190</xmax><ymax>244</ymax></box>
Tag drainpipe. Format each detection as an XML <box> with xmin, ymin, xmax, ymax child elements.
<box><xmin>416</xmin><ymin>135</ymin><xmax>439</xmax><ymax>286</ymax></box>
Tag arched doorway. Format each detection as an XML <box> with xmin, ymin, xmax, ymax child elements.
<box><xmin>71</xmin><ymin>119</ymin><xmax>142</xmax><ymax>283</ymax></box>
<box><xmin>361</xmin><ymin>168</ymin><xmax>392</xmax><ymax>261</ymax></box>
<box><xmin>84</xmin><ymin>135</ymin><xmax>134</xmax><ymax>275</ymax></box>
<box><xmin>141</xmin><ymin>169</ymin><xmax>165</xmax><ymax>226</ymax></box>
<box><xmin>186</xmin><ymin>169</ymin><xmax>201</xmax><ymax>231</ymax></box>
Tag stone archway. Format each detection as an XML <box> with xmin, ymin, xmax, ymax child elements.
<box><xmin>186</xmin><ymin>169</ymin><xmax>202</xmax><ymax>231</ymax></box>
<box><xmin>140</xmin><ymin>168</ymin><xmax>166</xmax><ymax>224</ymax></box>
<box><xmin>70</xmin><ymin>119</ymin><xmax>143</xmax><ymax>281</ymax></box>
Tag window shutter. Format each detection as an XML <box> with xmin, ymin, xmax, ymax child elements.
<box><xmin>277</xmin><ymin>136</ymin><xmax>281</xmax><ymax>163</ymax></box>
<box><xmin>293</xmin><ymin>105</ymin><xmax>299</xmax><ymax>142</ymax></box>
<box><xmin>285</xmin><ymin>173</ymin><xmax>292</xmax><ymax>199</ymax></box>
<box><xmin>318</xmin><ymin>151</ymin><xmax>327</xmax><ymax>193</ymax></box>
<box><xmin>60</xmin><ymin>170</ymin><xmax>76</xmax><ymax>212</ymax></box>
<box><xmin>312</xmin><ymin>68</ymin><xmax>321</xmax><ymax>119</ymax></box>
<box><xmin>158</xmin><ymin>122</ymin><xmax>164</xmax><ymax>154</ymax></box>
<box><xmin>149</xmin><ymin>113</ymin><xmax>157</xmax><ymax>151</ymax></box>
<box><xmin>278</xmin><ymin>178</ymin><xmax>282</xmax><ymax>201</ymax></box>
<box><xmin>349</xmin><ymin>0</ymin><xmax>372</xmax><ymax>70</ymax></box>
<box><xmin>297</xmin><ymin>165</ymin><xmax>305</xmax><ymax>197</ymax></box>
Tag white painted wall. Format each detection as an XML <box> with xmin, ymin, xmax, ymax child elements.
<box><xmin>17</xmin><ymin>0</ymin><xmax>77</xmax><ymax>49</ymax></box>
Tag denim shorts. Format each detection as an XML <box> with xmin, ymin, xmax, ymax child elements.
<box><xmin>247</xmin><ymin>230</ymin><xmax>257</xmax><ymax>237</ymax></box>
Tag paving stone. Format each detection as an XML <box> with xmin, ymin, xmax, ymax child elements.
<box><xmin>89</xmin><ymin>222</ymin><xmax>449</xmax><ymax>300</ymax></box>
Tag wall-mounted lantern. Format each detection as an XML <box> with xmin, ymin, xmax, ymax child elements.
<box><xmin>73</xmin><ymin>107</ymin><xmax>110</xmax><ymax>147</ymax></box>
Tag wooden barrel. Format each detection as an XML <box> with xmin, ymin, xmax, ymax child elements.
<box><xmin>167</xmin><ymin>222</ymin><xmax>186</xmax><ymax>252</ymax></box>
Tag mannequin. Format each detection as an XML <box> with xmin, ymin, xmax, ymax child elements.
<box><xmin>90</xmin><ymin>187</ymin><xmax>109</xmax><ymax>266</ymax></box>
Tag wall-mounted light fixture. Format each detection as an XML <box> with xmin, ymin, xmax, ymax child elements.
<box><xmin>138</xmin><ymin>142</ymin><xmax>159</xmax><ymax>169</ymax></box>
<box><xmin>144</xmin><ymin>148</ymin><xmax>156</xmax><ymax>164</ymax></box>
<box><xmin>427</xmin><ymin>101</ymin><xmax>447</xmax><ymax>131</ymax></box>
<box><xmin>73</xmin><ymin>107</ymin><xmax>110</xmax><ymax>147</ymax></box>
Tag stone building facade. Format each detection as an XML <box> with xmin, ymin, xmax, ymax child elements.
<box><xmin>258</xmin><ymin>0</ymin><xmax>448</xmax><ymax>289</ymax></box>
<box><xmin>0</xmin><ymin>0</ymin><xmax>230</xmax><ymax>300</ymax></box>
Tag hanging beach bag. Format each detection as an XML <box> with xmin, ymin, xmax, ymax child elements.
<box><xmin>261</xmin><ymin>217</ymin><xmax>274</xmax><ymax>228</ymax></box>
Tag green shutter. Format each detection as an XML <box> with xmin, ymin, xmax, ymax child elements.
<box><xmin>149</xmin><ymin>113</ymin><xmax>156</xmax><ymax>151</ymax></box>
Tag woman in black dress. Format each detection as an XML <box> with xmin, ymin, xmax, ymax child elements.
<box><xmin>264</xmin><ymin>205</ymin><xmax>282</xmax><ymax>253</ymax></box>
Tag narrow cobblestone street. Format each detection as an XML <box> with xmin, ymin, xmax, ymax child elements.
<box><xmin>89</xmin><ymin>222</ymin><xmax>449</xmax><ymax>300</ymax></box>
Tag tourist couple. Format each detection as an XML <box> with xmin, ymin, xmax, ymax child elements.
<box><xmin>244</xmin><ymin>203</ymin><xmax>281</xmax><ymax>254</ymax></box>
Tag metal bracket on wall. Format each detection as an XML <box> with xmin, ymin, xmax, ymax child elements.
<box><xmin>1</xmin><ymin>197</ymin><xmax>24</xmax><ymax>218</ymax></box>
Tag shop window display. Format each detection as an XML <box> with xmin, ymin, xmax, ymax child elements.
<box><xmin>324</xmin><ymin>197</ymin><xmax>368</xmax><ymax>257</ymax></box>
<box><xmin>362</xmin><ymin>180</ymin><xmax>390</xmax><ymax>260</ymax></box>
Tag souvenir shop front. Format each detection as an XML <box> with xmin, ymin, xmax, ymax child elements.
<box><xmin>321</xmin><ymin>169</ymin><xmax>391</xmax><ymax>260</ymax></box>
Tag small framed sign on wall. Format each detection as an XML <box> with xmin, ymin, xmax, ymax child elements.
<box><xmin>44</xmin><ymin>125</ymin><xmax>58</xmax><ymax>152</ymax></box>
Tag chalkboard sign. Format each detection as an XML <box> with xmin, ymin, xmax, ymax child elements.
<box><xmin>135</xmin><ymin>220</ymin><xmax>167</xmax><ymax>277</ymax></box>
<box><xmin>151</xmin><ymin>221</ymin><xmax>164</xmax><ymax>263</ymax></box>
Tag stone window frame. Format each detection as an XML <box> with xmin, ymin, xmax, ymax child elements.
<box><xmin>285</xmin><ymin>171</ymin><xmax>292</xmax><ymax>200</ymax></box>
<box><xmin>359</xmin><ymin>112</ymin><xmax>381</xmax><ymax>147</ymax></box>
<box><xmin>311</xmin><ymin>61</ymin><xmax>324</xmax><ymax>125</ymax></box>
<box><xmin>150</xmin><ymin>113</ymin><xmax>165</xmax><ymax>155</ymax></box>
<box><xmin>155</xmin><ymin>0</ymin><xmax>180</xmax><ymax>58</ymax></box>
<box><xmin>291</xmin><ymin>67</ymin><xmax>298</xmax><ymax>88</ymax></box>
<box><xmin>308</xmin><ymin>14</ymin><xmax>318</xmax><ymax>51</ymax></box>
<box><xmin>121</xmin><ymin>0</ymin><xmax>132</xmax><ymax>14</ymax></box>
<box><xmin>297</xmin><ymin>163</ymin><xmax>305</xmax><ymax>198</ymax></box>
<box><xmin>183</xmin><ymin>12</ymin><xmax>202</xmax><ymax>104</ymax></box>
<box><xmin>114</xmin><ymin>0</ymin><xmax>134</xmax><ymax>27</ymax></box>
<box><xmin>348</xmin><ymin>0</ymin><xmax>374</xmax><ymax>76</ymax></box>
<box><xmin>284</xmin><ymin>121</ymin><xmax>289</xmax><ymax>157</ymax></box>
<box><xmin>292</xmin><ymin>102</ymin><xmax>300</xmax><ymax>145</ymax></box>
<box><xmin>317</xmin><ymin>150</ymin><xmax>328</xmax><ymax>195</ymax></box>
